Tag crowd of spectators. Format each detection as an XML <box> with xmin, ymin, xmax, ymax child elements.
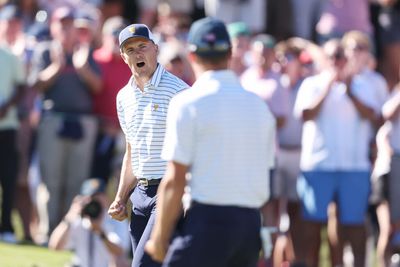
<box><xmin>0</xmin><ymin>0</ymin><xmax>399</xmax><ymax>267</ymax></box>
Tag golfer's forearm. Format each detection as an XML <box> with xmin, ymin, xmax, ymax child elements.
<box><xmin>115</xmin><ymin>143</ymin><xmax>137</xmax><ymax>203</ymax></box>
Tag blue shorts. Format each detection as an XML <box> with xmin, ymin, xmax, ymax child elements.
<box><xmin>297</xmin><ymin>170</ymin><xmax>370</xmax><ymax>225</ymax></box>
<box><xmin>163</xmin><ymin>202</ymin><xmax>261</xmax><ymax>267</ymax></box>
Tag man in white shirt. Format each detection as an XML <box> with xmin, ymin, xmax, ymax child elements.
<box><xmin>294</xmin><ymin>39</ymin><xmax>379</xmax><ymax>267</ymax></box>
<box><xmin>145</xmin><ymin>17</ymin><xmax>276</xmax><ymax>267</ymax></box>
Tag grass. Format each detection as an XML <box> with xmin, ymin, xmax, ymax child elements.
<box><xmin>0</xmin><ymin>210</ymin><xmax>72</xmax><ymax>267</ymax></box>
<box><xmin>0</xmin><ymin>242</ymin><xmax>72</xmax><ymax>267</ymax></box>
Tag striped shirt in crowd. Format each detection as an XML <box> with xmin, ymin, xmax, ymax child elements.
<box><xmin>116</xmin><ymin>64</ymin><xmax>189</xmax><ymax>180</ymax></box>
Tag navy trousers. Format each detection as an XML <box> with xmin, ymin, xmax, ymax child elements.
<box><xmin>129</xmin><ymin>183</ymin><xmax>161</xmax><ymax>267</ymax></box>
<box><xmin>0</xmin><ymin>130</ymin><xmax>18</xmax><ymax>233</ymax></box>
<box><xmin>163</xmin><ymin>202</ymin><xmax>262</xmax><ymax>267</ymax></box>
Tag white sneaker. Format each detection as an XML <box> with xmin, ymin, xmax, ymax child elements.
<box><xmin>2</xmin><ymin>232</ymin><xmax>17</xmax><ymax>244</ymax></box>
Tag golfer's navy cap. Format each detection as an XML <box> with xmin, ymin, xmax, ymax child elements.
<box><xmin>187</xmin><ymin>17</ymin><xmax>231</xmax><ymax>57</ymax></box>
<box><xmin>119</xmin><ymin>23</ymin><xmax>154</xmax><ymax>48</ymax></box>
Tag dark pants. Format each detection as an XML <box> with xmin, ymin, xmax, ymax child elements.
<box><xmin>130</xmin><ymin>183</ymin><xmax>161</xmax><ymax>267</ymax></box>
<box><xmin>90</xmin><ymin>131</ymin><xmax>116</xmax><ymax>183</ymax></box>
<box><xmin>0</xmin><ymin>130</ymin><xmax>18</xmax><ymax>233</ymax></box>
<box><xmin>163</xmin><ymin>202</ymin><xmax>261</xmax><ymax>267</ymax></box>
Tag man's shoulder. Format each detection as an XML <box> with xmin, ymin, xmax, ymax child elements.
<box><xmin>159</xmin><ymin>70</ymin><xmax>190</xmax><ymax>94</ymax></box>
<box><xmin>116</xmin><ymin>81</ymin><xmax>132</xmax><ymax>101</ymax></box>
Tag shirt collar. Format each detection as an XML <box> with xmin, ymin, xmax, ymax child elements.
<box><xmin>194</xmin><ymin>69</ymin><xmax>238</xmax><ymax>88</ymax></box>
<box><xmin>148</xmin><ymin>63</ymin><xmax>165</xmax><ymax>88</ymax></box>
<box><xmin>130</xmin><ymin>63</ymin><xmax>165</xmax><ymax>92</ymax></box>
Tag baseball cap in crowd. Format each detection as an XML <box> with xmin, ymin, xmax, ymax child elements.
<box><xmin>252</xmin><ymin>34</ymin><xmax>276</xmax><ymax>49</ymax></box>
<box><xmin>227</xmin><ymin>22</ymin><xmax>251</xmax><ymax>39</ymax></box>
<box><xmin>187</xmin><ymin>17</ymin><xmax>231</xmax><ymax>58</ymax></box>
<box><xmin>80</xmin><ymin>178</ymin><xmax>106</xmax><ymax>196</ymax></box>
<box><xmin>74</xmin><ymin>12</ymin><xmax>94</xmax><ymax>29</ymax></box>
<box><xmin>51</xmin><ymin>6</ymin><xmax>75</xmax><ymax>22</ymax></box>
<box><xmin>119</xmin><ymin>24</ymin><xmax>155</xmax><ymax>48</ymax></box>
<box><xmin>0</xmin><ymin>5</ymin><xmax>22</xmax><ymax>21</ymax></box>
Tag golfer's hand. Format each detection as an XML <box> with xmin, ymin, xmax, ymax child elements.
<box><xmin>108</xmin><ymin>200</ymin><xmax>128</xmax><ymax>221</ymax></box>
<box><xmin>145</xmin><ymin>238</ymin><xmax>167</xmax><ymax>263</ymax></box>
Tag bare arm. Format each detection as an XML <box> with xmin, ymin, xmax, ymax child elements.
<box><xmin>108</xmin><ymin>142</ymin><xmax>137</xmax><ymax>221</ymax></box>
<box><xmin>48</xmin><ymin>219</ymin><xmax>71</xmax><ymax>250</ymax></box>
<box><xmin>34</xmin><ymin>62</ymin><xmax>63</xmax><ymax>93</ymax></box>
<box><xmin>91</xmin><ymin>218</ymin><xmax>125</xmax><ymax>256</ymax></box>
<box><xmin>48</xmin><ymin>196</ymin><xmax>85</xmax><ymax>250</ymax></box>
<box><xmin>145</xmin><ymin>161</ymin><xmax>187</xmax><ymax>262</ymax></box>
<box><xmin>302</xmin><ymin>77</ymin><xmax>334</xmax><ymax>121</ymax></box>
<box><xmin>75</xmin><ymin>63</ymin><xmax>102</xmax><ymax>94</ymax></box>
<box><xmin>73</xmin><ymin>45</ymin><xmax>102</xmax><ymax>94</ymax></box>
<box><xmin>98</xmin><ymin>231</ymin><xmax>125</xmax><ymax>256</ymax></box>
<box><xmin>382</xmin><ymin>87</ymin><xmax>400</xmax><ymax>121</ymax></box>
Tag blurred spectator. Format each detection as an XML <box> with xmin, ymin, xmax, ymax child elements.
<box><xmin>136</xmin><ymin>0</ymin><xmax>195</xmax><ymax>28</ymax></box>
<box><xmin>342</xmin><ymin>29</ymin><xmax>389</xmax><ymax>266</ymax></box>
<box><xmin>241</xmin><ymin>34</ymin><xmax>288</xmax><ymax>129</ymax></box>
<box><xmin>152</xmin><ymin>2</ymin><xmax>192</xmax><ymax>44</ymax></box>
<box><xmin>294</xmin><ymin>40</ymin><xmax>378</xmax><ymax>267</ymax></box>
<box><xmin>382</xmin><ymin>72</ymin><xmax>400</xmax><ymax>258</ymax></box>
<box><xmin>316</xmin><ymin>0</ymin><xmax>373</xmax><ymax>44</ymax></box>
<box><xmin>241</xmin><ymin>33</ymin><xmax>288</xmax><ymax>265</ymax></box>
<box><xmin>0</xmin><ymin>27</ymin><xmax>26</xmax><ymax>243</ymax></box>
<box><xmin>342</xmin><ymin>30</ymin><xmax>389</xmax><ymax>127</ymax></box>
<box><xmin>227</xmin><ymin>21</ymin><xmax>251</xmax><ymax>76</ymax></box>
<box><xmin>0</xmin><ymin>4</ymin><xmax>25</xmax><ymax>56</ymax></box>
<box><xmin>91</xmin><ymin>16</ymin><xmax>131</xmax><ymax>183</ymax></box>
<box><xmin>29</xmin><ymin>5</ymin><xmax>101</xmax><ymax>234</ymax></box>
<box><xmin>49</xmin><ymin>178</ymin><xmax>130</xmax><ymax>267</ymax></box>
<box><xmin>74</xmin><ymin>6</ymin><xmax>102</xmax><ymax>48</ymax></box>
<box><xmin>158</xmin><ymin>41</ymin><xmax>195</xmax><ymax>85</ymax></box>
<box><xmin>203</xmin><ymin>0</ymin><xmax>266</xmax><ymax>33</ymax></box>
<box><xmin>369</xmin><ymin>121</ymin><xmax>392</xmax><ymax>267</ymax></box>
<box><xmin>272</xmin><ymin>38</ymin><xmax>311</xmax><ymax>266</ymax></box>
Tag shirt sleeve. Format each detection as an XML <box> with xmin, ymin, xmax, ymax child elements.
<box><xmin>116</xmin><ymin>92</ymin><xmax>127</xmax><ymax>136</ymax></box>
<box><xmin>161</xmin><ymin>94</ymin><xmax>195</xmax><ymax>166</ymax></box>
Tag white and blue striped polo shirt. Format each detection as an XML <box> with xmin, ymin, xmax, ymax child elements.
<box><xmin>116</xmin><ymin>64</ymin><xmax>188</xmax><ymax>180</ymax></box>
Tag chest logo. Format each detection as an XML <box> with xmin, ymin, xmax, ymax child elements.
<box><xmin>153</xmin><ymin>104</ymin><xmax>159</xmax><ymax>111</ymax></box>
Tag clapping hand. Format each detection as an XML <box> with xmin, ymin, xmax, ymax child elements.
<box><xmin>73</xmin><ymin>43</ymin><xmax>90</xmax><ymax>70</ymax></box>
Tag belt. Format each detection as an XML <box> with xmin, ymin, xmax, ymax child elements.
<box><xmin>279</xmin><ymin>144</ymin><xmax>301</xmax><ymax>151</ymax></box>
<box><xmin>137</xmin><ymin>178</ymin><xmax>162</xmax><ymax>186</ymax></box>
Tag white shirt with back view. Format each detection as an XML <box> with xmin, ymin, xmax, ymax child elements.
<box><xmin>162</xmin><ymin>70</ymin><xmax>276</xmax><ymax>208</ymax></box>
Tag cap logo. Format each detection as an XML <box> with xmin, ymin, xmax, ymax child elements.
<box><xmin>129</xmin><ymin>26</ymin><xmax>136</xmax><ymax>33</ymax></box>
<box><xmin>204</xmin><ymin>33</ymin><xmax>216</xmax><ymax>42</ymax></box>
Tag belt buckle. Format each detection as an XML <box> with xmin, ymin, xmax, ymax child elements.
<box><xmin>140</xmin><ymin>179</ymin><xmax>148</xmax><ymax>186</ymax></box>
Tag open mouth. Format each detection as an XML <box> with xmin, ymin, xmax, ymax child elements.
<box><xmin>136</xmin><ymin>62</ymin><xmax>145</xmax><ymax>68</ymax></box>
